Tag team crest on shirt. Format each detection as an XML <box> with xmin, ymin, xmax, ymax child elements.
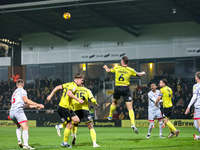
<box><xmin>72</xmin><ymin>87</ymin><xmax>76</xmax><ymax>92</ymax></box>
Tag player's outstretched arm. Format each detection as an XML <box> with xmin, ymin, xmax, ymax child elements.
<box><xmin>22</xmin><ymin>96</ymin><xmax>38</xmax><ymax>106</ymax></box>
<box><xmin>47</xmin><ymin>85</ymin><xmax>63</xmax><ymax>101</ymax></box>
<box><xmin>25</xmin><ymin>104</ymin><xmax>44</xmax><ymax>109</ymax></box>
<box><xmin>103</xmin><ymin>65</ymin><xmax>111</xmax><ymax>73</ymax></box>
<box><xmin>185</xmin><ymin>93</ymin><xmax>197</xmax><ymax>115</ymax></box>
<box><xmin>137</xmin><ymin>71</ymin><xmax>146</xmax><ymax>76</ymax></box>
<box><xmin>67</xmin><ymin>90</ymin><xmax>84</xmax><ymax>104</ymax></box>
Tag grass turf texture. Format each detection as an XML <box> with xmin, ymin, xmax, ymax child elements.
<box><xmin>0</xmin><ymin>127</ymin><xmax>199</xmax><ymax>150</ymax></box>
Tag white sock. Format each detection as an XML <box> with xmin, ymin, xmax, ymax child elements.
<box><xmin>93</xmin><ymin>141</ymin><xmax>97</xmax><ymax>145</ymax></box>
<box><xmin>159</xmin><ymin>120</ymin><xmax>163</xmax><ymax>135</ymax></box>
<box><xmin>16</xmin><ymin>127</ymin><xmax>22</xmax><ymax>142</ymax></box>
<box><xmin>64</xmin><ymin>141</ymin><xmax>68</xmax><ymax>145</ymax></box>
<box><xmin>59</xmin><ymin>124</ymin><xmax>63</xmax><ymax>129</ymax></box>
<box><xmin>148</xmin><ymin>121</ymin><xmax>154</xmax><ymax>135</ymax></box>
<box><xmin>23</xmin><ymin>130</ymin><xmax>29</xmax><ymax>146</ymax></box>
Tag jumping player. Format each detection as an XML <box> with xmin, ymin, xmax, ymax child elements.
<box><xmin>103</xmin><ymin>56</ymin><xmax>146</xmax><ymax>134</ymax></box>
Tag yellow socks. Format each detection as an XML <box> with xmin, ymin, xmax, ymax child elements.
<box><xmin>90</xmin><ymin>129</ymin><xmax>96</xmax><ymax>142</ymax></box>
<box><xmin>129</xmin><ymin>110</ymin><xmax>135</xmax><ymax>125</ymax></box>
<box><xmin>71</xmin><ymin>126</ymin><xmax>77</xmax><ymax>135</ymax></box>
<box><xmin>109</xmin><ymin>105</ymin><xmax>116</xmax><ymax>117</ymax></box>
<box><xmin>166</xmin><ymin>121</ymin><xmax>176</xmax><ymax>132</ymax></box>
<box><xmin>64</xmin><ymin>128</ymin><xmax>70</xmax><ymax>142</ymax></box>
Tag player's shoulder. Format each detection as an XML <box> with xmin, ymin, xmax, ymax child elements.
<box><xmin>18</xmin><ymin>88</ymin><xmax>27</xmax><ymax>94</ymax></box>
<box><xmin>125</xmin><ymin>66</ymin><xmax>136</xmax><ymax>72</ymax></box>
<box><xmin>77</xmin><ymin>86</ymin><xmax>87</xmax><ymax>90</ymax></box>
<box><xmin>156</xmin><ymin>89</ymin><xmax>160</xmax><ymax>93</ymax></box>
<box><xmin>18</xmin><ymin>88</ymin><xmax>26</xmax><ymax>92</ymax></box>
<box><xmin>148</xmin><ymin>90</ymin><xmax>152</xmax><ymax>95</ymax></box>
<box><xmin>193</xmin><ymin>83</ymin><xmax>200</xmax><ymax>91</ymax></box>
<box><xmin>114</xmin><ymin>66</ymin><xmax>122</xmax><ymax>69</ymax></box>
<box><xmin>194</xmin><ymin>83</ymin><xmax>200</xmax><ymax>88</ymax></box>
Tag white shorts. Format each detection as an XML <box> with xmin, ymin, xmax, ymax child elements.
<box><xmin>148</xmin><ymin>108</ymin><xmax>163</xmax><ymax>121</ymax></box>
<box><xmin>9</xmin><ymin>109</ymin><xmax>28</xmax><ymax>125</ymax></box>
<box><xmin>194</xmin><ymin>108</ymin><xmax>200</xmax><ymax>120</ymax></box>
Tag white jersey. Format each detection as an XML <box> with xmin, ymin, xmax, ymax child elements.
<box><xmin>193</xmin><ymin>83</ymin><xmax>200</xmax><ymax>109</ymax></box>
<box><xmin>148</xmin><ymin>90</ymin><xmax>160</xmax><ymax>110</ymax></box>
<box><xmin>10</xmin><ymin>88</ymin><xmax>27</xmax><ymax>111</ymax></box>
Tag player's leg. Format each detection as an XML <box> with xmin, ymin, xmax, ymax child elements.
<box><xmin>15</xmin><ymin>110</ymin><xmax>34</xmax><ymax>149</ymax></box>
<box><xmin>61</xmin><ymin>122</ymin><xmax>73</xmax><ymax>148</ymax></box>
<box><xmin>193</xmin><ymin>120</ymin><xmax>200</xmax><ymax>140</ymax></box>
<box><xmin>20</xmin><ymin>122</ymin><xmax>34</xmax><ymax>149</ymax></box>
<box><xmin>86</xmin><ymin>122</ymin><xmax>100</xmax><ymax>147</ymax></box>
<box><xmin>156</xmin><ymin>110</ymin><xmax>164</xmax><ymax>138</ymax></box>
<box><xmin>10</xmin><ymin>110</ymin><xmax>23</xmax><ymax>148</ymax></box>
<box><xmin>108</xmin><ymin>87</ymin><xmax>120</xmax><ymax>120</ymax></box>
<box><xmin>124</xmin><ymin>86</ymin><xmax>138</xmax><ymax>134</ymax></box>
<box><xmin>193</xmin><ymin>109</ymin><xmax>200</xmax><ymax>140</ymax></box>
<box><xmin>147</xmin><ymin>108</ymin><xmax>154</xmax><ymax>138</ymax></box>
<box><xmin>126</xmin><ymin>102</ymin><xmax>138</xmax><ymax>134</ymax></box>
<box><xmin>108</xmin><ymin>99</ymin><xmax>118</xmax><ymax>120</ymax></box>
<box><xmin>147</xmin><ymin>121</ymin><xmax>154</xmax><ymax>138</ymax></box>
<box><xmin>55</xmin><ymin>122</ymin><xmax>67</xmax><ymax>137</ymax></box>
<box><xmin>83</xmin><ymin>110</ymin><xmax>100</xmax><ymax>147</ymax></box>
<box><xmin>16</xmin><ymin>124</ymin><xmax>23</xmax><ymax>148</ymax></box>
<box><xmin>163</xmin><ymin>107</ymin><xmax>179</xmax><ymax>138</ymax></box>
<box><xmin>71</xmin><ymin>110</ymin><xmax>82</xmax><ymax>145</ymax></box>
<box><xmin>58</xmin><ymin>107</ymin><xmax>75</xmax><ymax>148</ymax></box>
<box><xmin>158</xmin><ymin>119</ymin><xmax>164</xmax><ymax>138</ymax></box>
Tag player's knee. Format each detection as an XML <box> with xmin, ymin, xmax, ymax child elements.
<box><xmin>73</xmin><ymin>119</ymin><xmax>80</xmax><ymax>124</ymax></box>
<box><xmin>163</xmin><ymin>119</ymin><xmax>168</xmax><ymax>124</ymax></box>
<box><xmin>150</xmin><ymin>122</ymin><xmax>154</xmax><ymax>127</ymax></box>
<box><xmin>87</xmin><ymin>122</ymin><xmax>93</xmax><ymax>129</ymax></box>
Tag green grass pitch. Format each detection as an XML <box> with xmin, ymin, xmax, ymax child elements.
<box><xmin>0</xmin><ymin>127</ymin><xmax>199</xmax><ymax>150</ymax></box>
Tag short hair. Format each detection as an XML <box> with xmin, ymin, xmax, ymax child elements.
<box><xmin>161</xmin><ymin>78</ymin><xmax>168</xmax><ymax>86</ymax></box>
<box><xmin>151</xmin><ymin>83</ymin><xmax>156</xmax><ymax>86</ymax></box>
<box><xmin>195</xmin><ymin>71</ymin><xmax>200</xmax><ymax>80</ymax></box>
<box><xmin>74</xmin><ymin>73</ymin><xmax>84</xmax><ymax>79</ymax></box>
<box><xmin>122</xmin><ymin>56</ymin><xmax>129</xmax><ymax>65</ymax></box>
<box><xmin>16</xmin><ymin>79</ymin><xmax>24</xmax><ymax>86</ymax></box>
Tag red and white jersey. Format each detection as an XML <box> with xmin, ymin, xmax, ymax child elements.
<box><xmin>10</xmin><ymin>88</ymin><xmax>27</xmax><ymax>110</ymax></box>
<box><xmin>193</xmin><ymin>83</ymin><xmax>200</xmax><ymax>109</ymax></box>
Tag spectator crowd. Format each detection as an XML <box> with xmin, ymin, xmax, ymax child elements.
<box><xmin>0</xmin><ymin>73</ymin><xmax>195</xmax><ymax>120</ymax></box>
<box><xmin>0</xmin><ymin>76</ymin><xmax>103</xmax><ymax>110</ymax></box>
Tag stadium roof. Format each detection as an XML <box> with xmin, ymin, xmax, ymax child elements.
<box><xmin>0</xmin><ymin>0</ymin><xmax>200</xmax><ymax>43</ymax></box>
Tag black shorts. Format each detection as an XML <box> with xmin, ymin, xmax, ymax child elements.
<box><xmin>57</xmin><ymin>106</ymin><xmax>76</xmax><ymax>124</ymax></box>
<box><xmin>113</xmin><ymin>86</ymin><xmax>132</xmax><ymax>102</ymax></box>
<box><xmin>75</xmin><ymin>109</ymin><xmax>92</xmax><ymax>123</ymax></box>
<box><xmin>163</xmin><ymin>107</ymin><xmax>172</xmax><ymax>118</ymax></box>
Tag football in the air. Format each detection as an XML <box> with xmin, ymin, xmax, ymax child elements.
<box><xmin>63</xmin><ymin>12</ymin><xmax>71</xmax><ymax>20</ymax></box>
